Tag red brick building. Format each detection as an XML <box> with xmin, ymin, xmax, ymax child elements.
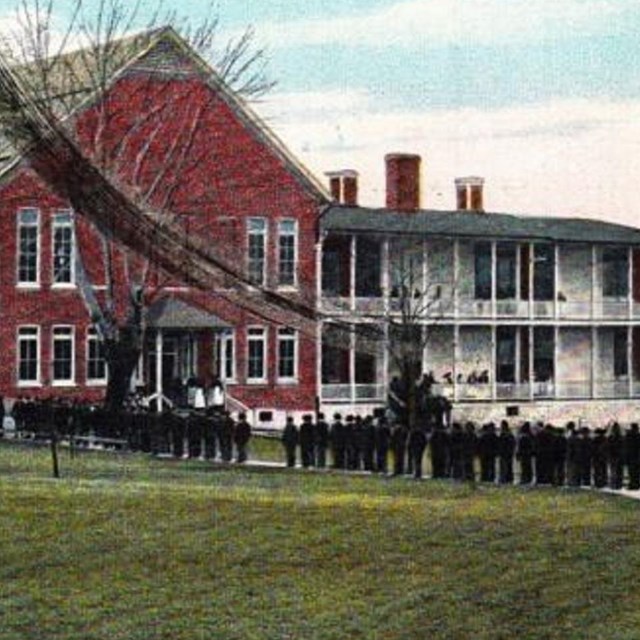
<box><xmin>0</xmin><ymin>28</ymin><xmax>329</xmax><ymax>426</ymax></box>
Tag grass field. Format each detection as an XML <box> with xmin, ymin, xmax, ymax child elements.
<box><xmin>2</xmin><ymin>441</ymin><xmax>640</xmax><ymax>640</ymax></box>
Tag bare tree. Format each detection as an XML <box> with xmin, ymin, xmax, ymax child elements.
<box><xmin>0</xmin><ymin>0</ymin><xmax>276</xmax><ymax>410</ymax></box>
<box><xmin>385</xmin><ymin>237</ymin><xmax>454</xmax><ymax>429</ymax></box>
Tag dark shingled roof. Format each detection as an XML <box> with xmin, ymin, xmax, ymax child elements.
<box><xmin>320</xmin><ymin>205</ymin><xmax>640</xmax><ymax>245</ymax></box>
<box><xmin>145</xmin><ymin>297</ymin><xmax>229</xmax><ymax>329</ymax></box>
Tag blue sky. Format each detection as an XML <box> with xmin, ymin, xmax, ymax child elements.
<box><xmin>1</xmin><ymin>0</ymin><xmax>639</xmax><ymax>223</ymax></box>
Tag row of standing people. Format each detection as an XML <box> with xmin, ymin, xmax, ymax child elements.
<box><xmin>9</xmin><ymin>397</ymin><xmax>252</xmax><ymax>464</ymax></box>
<box><xmin>280</xmin><ymin>412</ymin><xmax>640</xmax><ymax>489</ymax></box>
<box><xmin>281</xmin><ymin>413</ymin><xmax>430</xmax><ymax>478</ymax></box>
<box><xmin>438</xmin><ymin>420</ymin><xmax>640</xmax><ymax>490</ymax></box>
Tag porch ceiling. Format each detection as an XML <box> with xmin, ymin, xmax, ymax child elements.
<box><xmin>145</xmin><ymin>296</ymin><xmax>230</xmax><ymax>330</ymax></box>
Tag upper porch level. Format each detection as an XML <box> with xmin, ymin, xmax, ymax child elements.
<box><xmin>318</xmin><ymin>233</ymin><xmax>640</xmax><ymax>322</ymax></box>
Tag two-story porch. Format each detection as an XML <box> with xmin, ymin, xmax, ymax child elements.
<box><xmin>317</xmin><ymin>206</ymin><xmax>640</xmax><ymax>423</ymax></box>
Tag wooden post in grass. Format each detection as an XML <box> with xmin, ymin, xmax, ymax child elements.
<box><xmin>50</xmin><ymin>429</ymin><xmax>60</xmax><ymax>479</ymax></box>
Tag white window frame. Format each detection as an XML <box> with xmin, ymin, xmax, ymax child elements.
<box><xmin>86</xmin><ymin>327</ymin><xmax>107</xmax><ymax>386</ymax></box>
<box><xmin>16</xmin><ymin>207</ymin><xmax>40</xmax><ymax>287</ymax></box>
<box><xmin>277</xmin><ymin>218</ymin><xmax>298</xmax><ymax>288</ymax></box>
<box><xmin>246</xmin><ymin>326</ymin><xmax>267</xmax><ymax>384</ymax></box>
<box><xmin>17</xmin><ymin>325</ymin><xmax>41</xmax><ymax>387</ymax></box>
<box><xmin>51</xmin><ymin>325</ymin><xmax>75</xmax><ymax>386</ymax></box>
<box><xmin>215</xmin><ymin>330</ymin><xmax>236</xmax><ymax>383</ymax></box>
<box><xmin>51</xmin><ymin>209</ymin><xmax>76</xmax><ymax>288</ymax></box>
<box><xmin>277</xmin><ymin>327</ymin><xmax>298</xmax><ymax>383</ymax></box>
<box><xmin>247</xmin><ymin>217</ymin><xmax>267</xmax><ymax>286</ymax></box>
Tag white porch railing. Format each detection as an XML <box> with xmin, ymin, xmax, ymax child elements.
<box><xmin>556</xmin><ymin>381</ymin><xmax>591</xmax><ymax>398</ymax></box>
<box><xmin>496</xmin><ymin>383</ymin><xmax>532</xmax><ymax>400</ymax></box>
<box><xmin>321</xmin><ymin>384</ymin><xmax>385</xmax><ymax>402</ymax></box>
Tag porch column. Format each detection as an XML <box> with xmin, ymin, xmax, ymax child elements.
<box><xmin>529</xmin><ymin>325</ymin><xmax>534</xmax><ymax>401</ymax></box>
<box><xmin>382</xmin><ymin>238</ymin><xmax>390</xmax><ymax>314</ymax></box>
<box><xmin>515</xmin><ymin>243</ymin><xmax>521</xmax><ymax>303</ymax></box>
<box><xmin>383</xmin><ymin>322</ymin><xmax>390</xmax><ymax>399</ymax></box>
<box><xmin>453</xmin><ymin>239</ymin><xmax>460</xmax><ymax>318</ymax></box>
<box><xmin>628</xmin><ymin>246</ymin><xmax>633</xmax><ymax>320</ymax></box>
<box><xmin>155</xmin><ymin>329</ymin><xmax>163</xmax><ymax>413</ymax></box>
<box><xmin>491</xmin><ymin>325</ymin><xmax>497</xmax><ymax>400</ymax></box>
<box><xmin>591</xmin><ymin>245</ymin><xmax>597</xmax><ymax>320</ymax></box>
<box><xmin>349</xmin><ymin>325</ymin><xmax>356</xmax><ymax>404</ymax></box>
<box><xmin>515</xmin><ymin>326</ymin><xmax>521</xmax><ymax>385</ymax></box>
<box><xmin>453</xmin><ymin>324</ymin><xmax>460</xmax><ymax>401</ymax></box>
<box><xmin>591</xmin><ymin>326</ymin><xmax>598</xmax><ymax>399</ymax></box>
<box><xmin>628</xmin><ymin>324</ymin><xmax>633</xmax><ymax>399</ymax></box>
<box><xmin>528</xmin><ymin>244</ymin><xmax>534</xmax><ymax>319</ymax></box>
<box><xmin>554</xmin><ymin>244</ymin><xmax>560</xmax><ymax>320</ymax></box>
<box><xmin>491</xmin><ymin>241</ymin><xmax>497</xmax><ymax>318</ymax></box>
<box><xmin>423</xmin><ymin>238</ymin><xmax>429</xmax><ymax>299</ymax></box>
<box><xmin>349</xmin><ymin>235</ymin><xmax>357</xmax><ymax>312</ymax></box>
<box><xmin>553</xmin><ymin>326</ymin><xmax>559</xmax><ymax>399</ymax></box>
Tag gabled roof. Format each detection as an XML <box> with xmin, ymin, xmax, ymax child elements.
<box><xmin>0</xmin><ymin>26</ymin><xmax>330</xmax><ymax>201</ymax></box>
<box><xmin>145</xmin><ymin>296</ymin><xmax>230</xmax><ymax>329</ymax></box>
<box><xmin>320</xmin><ymin>205</ymin><xmax>640</xmax><ymax>245</ymax></box>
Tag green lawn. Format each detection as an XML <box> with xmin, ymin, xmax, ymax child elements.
<box><xmin>1</xmin><ymin>441</ymin><xmax>640</xmax><ymax>640</ymax></box>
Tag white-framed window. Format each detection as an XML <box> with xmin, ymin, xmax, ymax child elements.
<box><xmin>17</xmin><ymin>326</ymin><xmax>40</xmax><ymax>385</ymax></box>
<box><xmin>52</xmin><ymin>210</ymin><xmax>75</xmax><ymax>286</ymax></box>
<box><xmin>247</xmin><ymin>217</ymin><xmax>267</xmax><ymax>285</ymax></box>
<box><xmin>17</xmin><ymin>208</ymin><xmax>40</xmax><ymax>286</ymax></box>
<box><xmin>215</xmin><ymin>330</ymin><xmax>236</xmax><ymax>382</ymax></box>
<box><xmin>277</xmin><ymin>327</ymin><xmax>298</xmax><ymax>382</ymax></box>
<box><xmin>86</xmin><ymin>327</ymin><xmax>107</xmax><ymax>384</ymax></box>
<box><xmin>247</xmin><ymin>326</ymin><xmax>267</xmax><ymax>383</ymax></box>
<box><xmin>277</xmin><ymin>219</ymin><xmax>297</xmax><ymax>287</ymax></box>
<box><xmin>52</xmin><ymin>326</ymin><xmax>75</xmax><ymax>385</ymax></box>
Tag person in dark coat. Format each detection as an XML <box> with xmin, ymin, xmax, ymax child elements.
<box><xmin>330</xmin><ymin>414</ymin><xmax>346</xmax><ymax>469</ymax></box>
<box><xmin>535</xmin><ymin>424</ymin><xmax>555</xmax><ymax>485</ymax></box>
<box><xmin>448</xmin><ymin>422</ymin><xmax>465</xmax><ymax>480</ymax></box>
<box><xmin>407</xmin><ymin>427</ymin><xmax>428</xmax><ymax>479</ymax></box>
<box><xmin>497</xmin><ymin>421</ymin><xmax>516</xmax><ymax>484</ymax></box>
<box><xmin>374</xmin><ymin>416</ymin><xmax>391</xmax><ymax>474</ymax></box>
<box><xmin>234</xmin><ymin>412</ymin><xmax>251</xmax><ymax>463</ymax></box>
<box><xmin>281</xmin><ymin>416</ymin><xmax>298</xmax><ymax>468</ymax></box>
<box><xmin>516</xmin><ymin>422</ymin><xmax>534</xmax><ymax>485</ymax></box>
<box><xmin>390</xmin><ymin>421</ymin><xmax>408</xmax><ymax>476</ymax></box>
<box><xmin>591</xmin><ymin>428</ymin><xmax>608</xmax><ymax>488</ymax></box>
<box><xmin>578</xmin><ymin>427</ymin><xmax>593</xmax><ymax>487</ymax></box>
<box><xmin>552</xmin><ymin>427</ymin><xmax>567</xmax><ymax>487</ymax></box>
<box><xmin>626</xmin><ymin>423</ymin><xmax>640</xmax><ymax>490</ymax></box>
<box><xmin>361</xmin><ymin>416</ymin><xmax>376</xmax><ymax>472</ymax></box>
<box><xmin>169</xmin><ymin>409</ymin><xmax>186</xmax><ymax>458</ymax></box>
<box><xmin>299</xmin><ymin>414</ymin><xmax>316</xmax><ymax>468</ymax></box>
<box><xmin>345</xmin><ymin>416</ymin><xmax>358</xmax><ymax>470</ymax></box>
<box><xmin>203</xmin><ymin>409</ymin><xmax>220</xmax><ymax>460</ymax></box>
<box><xmin>315</xmin><ymin>413</ymin><xmax>329</xmax><ymax>469</ymax></box>
<box><xmin>463</xmin><ymin>422</ymin><xmax>477</xmax><ymax>482</ymax></box>
<box><xmin>607</xmin><ymin>422</ymin><xmax>624</xmax><ymax>489</ymax></box>
<box><xmin>566</xmin><ymin>423</ymin><xmax>581</xmax><ymax>487</ymax></box>
<box><xmin>478</xmin><ymin>423</ymin><xmax>498</xmax><ymax>483</ymax></box>
<box><xmin>219</xmin><ymin>411</ymin><xmax>234</xmax><ymax>462</ymax></box>
<box><xmin>429</xmin><ymin>425</ymin><xmax>449</xmax><ymax>479</ymax></box>
<box><xmin>187</xmin><ymin>411</ymin><xmax>203</xmax><ymax>459</ymax></box>
<box><xmin>352</xmin><ymin>416</ymin><xmax>366</xmax><ymax>471</ymax></box>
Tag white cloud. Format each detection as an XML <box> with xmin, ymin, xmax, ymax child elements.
<box><xmin>261</xmin><ymin>90</ymin><xmax>640</xmax><ymax>227</ymax></box>
<box><xmin>248</xmin><ymin>0</ymin><xmax>628</xmax><ymax>49</ymax></box>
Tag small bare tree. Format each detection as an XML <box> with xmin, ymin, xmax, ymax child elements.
<box><xmin>1</xmin><ymin>0</ymin><xmax>275</xmax><ymax>410</ymax></box>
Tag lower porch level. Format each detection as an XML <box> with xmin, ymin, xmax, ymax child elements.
<box><xmin>320</xmin><ymin>323</ymin><xmax>640</xmax><ymax>425</ymax></box>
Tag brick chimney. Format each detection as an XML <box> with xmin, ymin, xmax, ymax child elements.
<box><xmin>325</xmin><ymin>170</ymin><xmax>359</xmax><ymax>206</ymax></box>
<box><xmin>385</xmin><ymin>153</ymin><xmax>421</xmax><ymax>212</ymax></box>
<box><xmin>455</xmin><ymin>177</ymin><xmax>485</xmax><ymax>211</ymax></box>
